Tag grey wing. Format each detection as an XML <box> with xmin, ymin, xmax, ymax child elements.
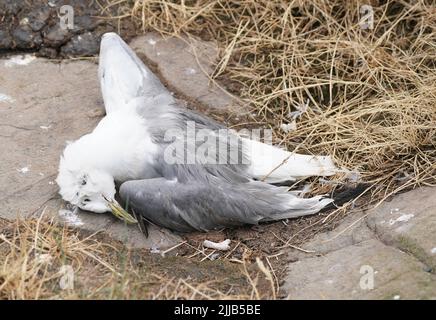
<box><xmin>135</xmin><ymin>97</ymin><xmax>251</xmax><ymax>183</ymax></box>
<box><xmin>119</xmin><ymin>178</ymin><xmax>258</xmax><ymax>232</ymax></box>
<box><xmin>119</xmin><ymin>177</ymin><xmax>330</xmax><ymax>233</ymax></box>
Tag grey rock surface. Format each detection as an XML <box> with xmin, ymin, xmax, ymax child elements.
<box><xmin>130</xmin><ymin>32</ymin><xmax>245</xmax><ymax>113</ymax></box>
<box><xmin>282</xmin><ymin>188</ymin><xmax>436</xmax><ymax>300</ymax></box>
<box><xmin>0</xmin><ymin>54</ymin><xmax>180</xmax><ymax>249</ymax></box>
<box><xmin>366</xmin><ymin>187</ymin><xmax>436</xmax><ymax>271</ymax></box>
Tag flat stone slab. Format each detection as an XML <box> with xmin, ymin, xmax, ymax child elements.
<box><xmin>130</xmin><ymin>32</ymin><xmax>245</xmax><ymax>113</ymax></box>
<box><xmin>0</xmin><ymin>56</ymin><xmax>103</xmax><ymax>220</ymax></box>
<box><xmin>0</xmin><ymin>53</ymin><xmax>181</xmax><ymax>249</ymax></box>
<box><xmin>284</xmin><ymin>239</ymin><xmax>436</xmax><ymax>299</ymax></box>
<box><xmin>282</xmin><ymin>188</ymin><xmax>436</xmax><ymax>300</ymax></box>
<box><xmin>366</xmin><ymin>187</ymin><xmax>436</xmax><ymax>270</ymax></box>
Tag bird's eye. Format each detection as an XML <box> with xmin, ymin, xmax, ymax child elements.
<box><xmin>82</xmin><ymin>198</ymin><xmax>91</xmax><ymax>204</ymax></box>
<box><xmin>81</xmin><ymin>179</ymin><xmax>87</xmax><ymax>185</ymax></box>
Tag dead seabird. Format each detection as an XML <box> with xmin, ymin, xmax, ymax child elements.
<box><xmin>56</xmin><ymin>32</ymin><xmax>338</xmax><ymax>233</ymax></box>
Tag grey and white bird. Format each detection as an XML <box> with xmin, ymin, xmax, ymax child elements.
<box><xmin>56</xmin><ymin>32</ymin><xmax>338</xmax><ymax>233</ymax></box>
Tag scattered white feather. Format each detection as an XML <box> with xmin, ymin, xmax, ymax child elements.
<box><xmin>299</xmin><ymin>184</ymin><xmax>312</xmax><ymax>196</ymax></box>
<box><xmin>289</xmin><ymin>99</ymin><xmax>309</xmax><ymax>119</ymax></box>
<box><xmin>319</xmin><ymin>177</ymin><xmax>337</xmax><ymax>185</ymax></box>
<box><xmin>431</xmin><ymin>248</ymin><xmax>436</xmax><ymax>255</ymax></box>
<box><xmin>4</xmin><ymin>54</ymin><xmax>36</xmax><ymax>67</ymax></box>
<box><xmin>40</xmin><ymin>125</ymin><xmax>52</xmax><ymax>130</ymax></box>
<box><xmin>394</xmin><ymin>170</ymin><xmax>413</xmax><ymax>182</ymax></box>
<box><xmin>35</xmin><ymin>253</ymin><xmax>53</xmax><ymax>265</ymax></box>
<box><xmin>345</xmin><ymin>170</ymin><xmax>361</xmax><ymax>183</ymax></box>
<box><xmin>280</xmin><ymin>121</ymin><xmax>297</xmax><ymax>132</ymax></box>
<box><xmin>150</xmin><ymin>246</ymin><xmax>161</xmax><ymax>254</ymax></box>
<box><xmin>393</xmin><ymin>295</ymin><xmax>401</xmax><ymax>300</ymax></box>
<box><xmin>147</xmin><ymin>38</ymin><xmax>157</xmax><ymax>45</ymax></box>
<box><xmin>0</xmin><ymin>93</ymin><xmax>14</xmax><ymax>103</ymax></box>
<box><xmin>20</xmin><ymin>17</ymin><xmax>29</xmax><ymax>25</ymax></box>
<box><xmin>203</xmin><ymin>239</ymin><xmax>231</xmax><ymax>251</ymax></box>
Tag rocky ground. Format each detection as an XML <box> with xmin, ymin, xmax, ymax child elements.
<box><xmin>283</xmin><ymin>187</ymin><xmax>436</xmax><ymax>299</ymax></box>
<box><xmin>0</xmin><ymin>0</ymin><xmax>135</xmax><ymax>58</ymax></box>
<box><xmin>1</xmin><ymin>29</ymin><xmax>435</xmax><ymax>299</ymax></box>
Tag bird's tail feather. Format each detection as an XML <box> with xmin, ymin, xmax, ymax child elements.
<box><xmin>264</xmin><ymin>196</ymin><xmax>334</xmax><ymax>221</ymax></box>
<box><xmin>243</xmin><ymin>138</ymin><xmax>337</xmax><ymax>183</ymax></box>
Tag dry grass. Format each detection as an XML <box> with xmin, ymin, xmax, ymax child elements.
<box><xmin>107</xmin><ymin>0</ymin><xmax>436</xmax><ymax>204</ymax></box>
<box><xmin>0</xmin><ymin>216</ymin><xmax>276</xmax><ymax>299</ymax></box>
<box><xmin>6</xmin><ymin>0</ymin><xmax>430</xmax><ymax>300</ymax></box>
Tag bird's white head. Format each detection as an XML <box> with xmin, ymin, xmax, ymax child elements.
<box><xmin>56</xmin><ymin>142</ymin><xmax>116</xmax><ymax>213</ymax></box>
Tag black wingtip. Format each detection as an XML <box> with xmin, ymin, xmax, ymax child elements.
<box><xmin>132</xmin><ymin>209</ymin><xmax>149</xmax><ymax>238</ymax></box>
<box><xmin>321</xmin><ymin>183</ymin><xmax>370</xmax><ymax>212</ymax></box>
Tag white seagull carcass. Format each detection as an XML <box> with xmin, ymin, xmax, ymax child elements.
<box><xmin>56</xmin><ymin>32</ymin><xmax>338</xmax><ymax>233</ymax></box>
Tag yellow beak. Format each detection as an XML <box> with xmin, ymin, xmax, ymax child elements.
<box><xmin>103</xmin><ymin>196</ymin><xmax>138</xmax><ymax>224</ymax></box>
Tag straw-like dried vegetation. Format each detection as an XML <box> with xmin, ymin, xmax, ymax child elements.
<box><xmin>0</xmin><ymin>216</ymin><xmax>276</xmax><ymax>299</ymax></box>
<box><xmin>106</xmin><ymin>0</ymin><xmax>436</xmax><ymax>204</ymax></box>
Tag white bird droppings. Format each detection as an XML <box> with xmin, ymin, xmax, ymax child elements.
<box><xmin>390</xmin><ymin>208</ymin><xmax>400</xmax><ymax>214</ymax></box>
<box><xmin>431</xmin><ymin>248</ymin><xmax>436</xmax><ymax>255</ymax></box>
<box><xmin>17</xmin><ymin>166</ymin><xmax>30</xmax><ymax>174</ymax></box>
<box><xmin>203</xmin><ymin>239</ymin><xmax>231</xmax><ymax>251</ymax></box>
<box><xmin>389</xmin><ymin>214</ymin><xmax>414</xmax><ymax>226</ymax></box>
<box><xmin>4</xmin><ymin>54</ymin><xmax>36</xmax><ymax>67</ymax></box>
<box><xmin>184</xmin><ymin>67</ymin><xmax>197</xmax><ymax>75</ymax></box>
<box><xmin>148</xmin><ymin>38</ymin><xmax>157</xmax><ymax>45</ymax></box>
<box><xmin>0</xmin><ymin>93</ymin><xmax>14</xmax><ymax>103</ymax></box>
<box><xmin>58</xmin><ymin>207</ymin><xmax>84</xmax><ymax>227</ymax></box>
<box><xmin>393</xmin><ymin>295</ymin><xmax>401</xmax><ymax>300</ymax></box>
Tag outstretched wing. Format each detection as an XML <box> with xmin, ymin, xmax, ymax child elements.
<box><xmin>119</xmin><ymin>177</ymin><xmax>332</xmax><ymax>233</ymax></box>
<box><xmin>98</xmin><ymin>32</ymin><xmax>175</xmax><ymax>114</ymax></box>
